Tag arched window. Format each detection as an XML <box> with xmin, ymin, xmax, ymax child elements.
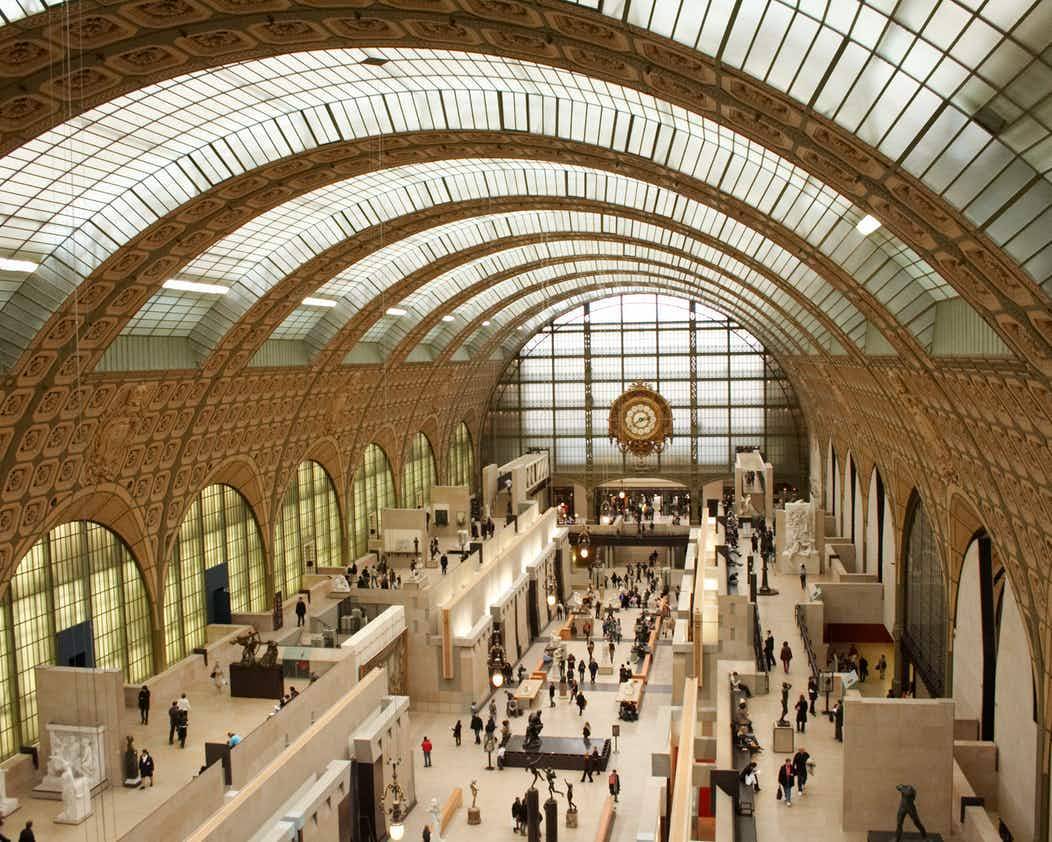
<box><xmin>902</xmin><ymin>491</ymin><xmax>948</xmax><ymax>697</ymax></box>
<box><xmin>164</xmin><ymin>484</ymin><xmax>267</xmax><ymax>665</ymax></box>
<box><xmin>0</xmin><ymin>522</ymin><xmax>153</xmax><ymax>756</ymax></box>
<box><xmin>351</xmin><ymin>444</ymin><xmax>396</xmax><ymax>560</ymax></box>
<box><xmin>447</xmin><ymin>423</ymin><xmax>474</xmax><ymax>489</ymax></box>
<box><xmin>274</xmin><ymin>461</ymin><xmax>342</xmax><ymax>598</ymax></box>
<box><xmin>401</xmin><ymin>432</ymin><xmax>437</xmax><ymax>508</ymax></box>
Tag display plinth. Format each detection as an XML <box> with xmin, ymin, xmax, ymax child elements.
<box><xmin>544</xmin><ymin>798</ymin><xmax>558</xmax><ymax>842</ymax></box>
<box><xmin>229</xmin><ymin>663</ymin><xmax>284</xmax><ymax>699</ymax></box>
<box><xmin>565</xmin><ymin>809</ymin><xmax>578</xmax><ymax>828</ymax></box>
<box><xmin>502</xmin><ymin>736</ymin><xmax>611</xmax><ymax>771</ymax></box>
<box><xmin>867</xmin><ymin>834</ymin><xmax>942</xmax><ymax>841</ymax></box>
<box><xmin>467</xmin><ymin>806</ymin><xmax>481</xmax><ymax>825</ymax></box>
<box><xmin>772</xmin><ymin>725</ymin><xmax>794</xmax><ymax>753</ymax></box>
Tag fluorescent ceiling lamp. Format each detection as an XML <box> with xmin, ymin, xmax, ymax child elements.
<box><xmin>442</xmin><ymin>315</ymin><xmax>455</xmax><ymax>322</ymax></box>
<box><xmin>162</xmin><ymin>279</ymin><xmax>229</xmax><ymax>294</ymax></box>
<box><xmin>855</xmin><ymin>214</ymin><xmax>881</xmax><ymax>236</ymax></box>
<box><xmin>0</xmin><ymin>257</ymin><xmax>38</xmax><ymax>273</ymax></box>
<box><xmin>386</xmin><ymin>307</ymin><xmax>407</xmax><ymax>316</ymax></box>
<box><xmin>303</xmin><ymin>296</ymin><xmax>337</xmax><ymax>308</ymax></box>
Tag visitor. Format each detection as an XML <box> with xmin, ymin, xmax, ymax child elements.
<box><xmin>877</xmin><ymin>653</ymin><xmax>888</xmax><ymax>681</ymax></box>
<box><xmin>451</xmin><ymin>720</ymin><xmax>462</xmax><ymax>746</ymax></box>
<box><xmin>833</xmin><ymin>700</ymin><xmax>844</xmax><ymax>742</ymax></box>
<box><xmin>580</xmin><ymin>751</ymin><xmax>594</xmax><ymax>782</ymax></box>
<box><xmin>167</xmin><ymin>700</ymin><xmax>180</xmax><ymax>745</ymax></box>
<box><xmin>138</xmin><ymin>749</ymin><xmax>154</xmax><ymax>789</ymax></box>
<box><xmin>764</xmin><ymin>631</ymin><xmax>776</xmax><ymax>670</ymax></box>
<box><xmin>421</xmin><ymin>736</ymin><xmax>433</xmax><ymax>767</ymax></box>
<box><xmin>777</xmin><ymin>758</ymin><xmax>795</xmax><ymax>805</ymax></box>
<box><xmin>489</xmin><ymin>697</ymin><xmax>498</xmax><ymax>721</ymax></box>
<box><xmin>177</xmin><ymin>709</ymin><xmax>188</xmax><ymax>749</ymax></box>
<box><xmin>608</xmin><ymin>768</ymin><xmax>621</xmax><ymax>803</ymax></box>
<box><xmin>295</xmin><ymin>596</ymin><xmax>307</xmax><ymax>627</ymax></box>
<box><xmin>177</xmin><ymin>692</ymin><xmax>190</xmax><ymax>719</ymax></box>
<box><xmin>799</xmin><ymin>562</ymin><xmax>807</xmax><ymax>591</ymax></box>
<box><xmin>576</xmin><ymin>691</ymin><xmax>587</xmax><ymax>715</ymax></box>
<box><xmin>423</xmin><ymin>824</ymin><xmax>431</xmax><ymax>842</ymax></box>
<box><xmin>736</xmin><ymin>726</ymin><xmax>762</xmax><ymax>754</ymax></box>
<box><xmin>589</xmin><ymin>659</ymin><xmax>598</xmax><ymax>684</ymax></box>
<box><xmin>470</xmin><ymin>710</ymin><xmax>484</xmax><ymax>743</ymax></box>
<box><xmin>512</xmin><ymin>796</ymin><xmax>524</xmax><ymax>834</ymax></box>
<box><xmin>138</xmin><ymin>685</ymin><xmax>150</xmax><ymax>725</ymax></box>
<box><xmin>227</xmin><ymin>731</ymin><xmax>242</xmax><ymax>747</ymax></box>
<box><xmin>582</xmin><ymin>721</ymin><xmax>591</xmax><ymax>742</ymax></box>
<box><xmin>17</xmin><ymin>822</ymin><xmax>33</xmax><ymax>842</ymax></box>
<box><xmin>501</xmin><ymin>719</ymin><xmax>511</xmax><ymax>746</ymax></box>
<box><xmin>780</xmin><ymin>641</ymin><xmax>793</xmax><ymax>673</ymax></box>
<box><xmin>211</xmin><ymin>663</ymin><xmax>226</xmax><ymax>694</ymax></box>
<box><xmin>549</xmin><ymin>682</ymin><xmax>556</xmax><ymax>707</ymax></box>
<box><xmin>859</xmin><ymin>654</ymin><xmax>869</xmax><ymax>682</ymax></box>
<box><xmin>794</xmin><ymin>694</ymin><xmax>809</xmax><ymax>733</ymax></box>
<box><xmin>738</xmin><ymin>761</ymin><xmax>760</xmax><ymax>792</ymax></box>
<box><xmin>484</xmin><ymin>716</ymin><xmax>497</xmax><ymax>740</ymax></box>
<box><xmin>792</xmin><ymin>747</ymin><xmax>810</xmax><ymax>795</ymax></box>
<box><xmin>807</xmin><ymin>676</ymin><xmax>818</xmax><ymax>715</ymax></box>
<box><xmin>497</xmin><ymin>744</ymin><xmax>506</xmax><ymax>770</ymax></box>
<box><xmin>577</xmin><ymin>659</ymin><xmax>586</xmax><ymax>684</ymax></box>
<box><xmin>440</xmin><ymin>554</ymin><xmax>448</xmax><ymax>574</ymax></box>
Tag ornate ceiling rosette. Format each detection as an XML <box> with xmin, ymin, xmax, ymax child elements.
<box><xmin>608</xmin><ymin>382</ymin><xmax>673</xmax><ymax>461</ymax></box>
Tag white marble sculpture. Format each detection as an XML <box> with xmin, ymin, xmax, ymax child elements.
<box><xmin>428</xmin><ymin>796</ymin><xmax>443</xmax><ymax>842</ymax></box>
<box><xmin>737</xmin><ymin>493</ymin><xmax>757</xmax><ymax>517</ymax></box>
<box><xmin>782</xmin><ymin>501</ymin><xmax>818</xmax><ymax>566</ymax></box>
<box><xmin>36</xmin><ymin>724</ymin><xmax>106</xmax><ymax>799</ymax></box>
<box><xmin>0</xmin><ymin>768</ymin><xmax>19</xmax><ymax>816</ymax></box>
<box><xmin>330</xmin><ymin>575</ymin><xmax>351</xmax><ymax>593</ymax></box>
<box><xmin>54</xmin><ymin>764</ymin><xmax>93</xmax><ymax>825</ymax></box>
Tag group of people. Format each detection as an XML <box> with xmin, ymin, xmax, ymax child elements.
<box><xmin>762</xmin><ymin>630</ymin><xmax>795</xmax><ymax>674</ymax></box>
<box><xmin>346</xmin><ymin>557</ymin><xmax>403</xmax><ymax>590</ymax></box>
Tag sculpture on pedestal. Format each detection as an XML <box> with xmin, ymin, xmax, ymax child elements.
<box><xmin>0</xmin><ymin>767</ymin><xmax>18</xmax><ymax>817</ymax></box>
<box><xmin>55</xmin><ymin>765</ymin><xmax>93</xmax><ymax>825</ymax></box>
<box><xmin>782</xmin><ymin>501</ymin><xmax>818</xmax><ymax>568</ymax></box>
<box><xmin>122</xmin><ymin>736</ymin><xmax>140</xmax><ymax>787</ymax></box>
<box><xmin>330</xmin><ymin>575</ymin><xmax>351</xmax><ymax>594</ymax></box>
<box><xmin>894</xmin><ymin>784</ymin><xmax>928</xmax><ymax>841</ymax></box>
<box><xmin>467</xmin><ymin>779</ymin><xmax>481</xmax><ymax>825</ymax></box>
<box><xmin>543</xmin><ymin>768</ymin><xmax>562</xmax><ymax>801</ymax></box>
<box><xmin>523</xmin><ymin>711</ymin><xmax>544</xmax><ymax>750</ymax></box>
<box><xmin>778</xmin><ymin>682</ymin><xmax>792</xmax><ymax>728</ymax></box>
<box><xmin>563</xmin><ymin>781</ymin><xmax>576</xmax><ymax>812</ymax></box>
<box><xmin>37</xmin><ymin>725</ymin><xmax>107</xmax><ymax>798</ymax></box>
<box><xmin>428</xmin><ymin>796</ymin><xmax>443</xmax><ymax>842</ymax></box>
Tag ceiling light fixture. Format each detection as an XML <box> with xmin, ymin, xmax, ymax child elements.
<box><xmin>0</xmin><ymin>257</ymin><xmax>38</xmax><ymax>273</ymax></box>
<box><xmin>442</xmin><ymin>315</ymin><xmax>455</xmax><ymax>322</ymax></box>
<box><xmin>163</xmin><ymin>279</ymin><xmax>229</xmax><ymax>294</ymax></box>
<box><xmin>303</xmin><ymin>296</ymin><xmax>337</xmax><ymax>308</ymax></box>
<box><xmin>855</xmin><ymin>214</ymin><xmax>881</xmax><ymax>236</ymax></box>
<box><xmin>386</xmin><ymin>307</ymin><xmax>407</xmax><ymax>316</ymax></box>
<box><xmin>482</xmin><ymin>320</ymin><xmax>491</xmax><ymax>326</ymax></box>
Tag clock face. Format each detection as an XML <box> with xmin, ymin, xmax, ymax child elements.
<box><xmin>623</xmin><ymin>401</ymin><xmax>658</xmax><ymax>438</ymax></box>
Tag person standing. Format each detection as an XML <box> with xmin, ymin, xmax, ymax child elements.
<box><xmin>582</xmin><ymin>721</ymin><xmax>591</xmax><ymax>742</ymax></box>
<box><xmin>807</xmin><ymin>676</ymin><xmax>819</xmax><ymax>716</ymax></box>
<box><xmin>799</xmin><ymin>562</ymin><xmax>807</xmax><ymax>591</ymax></box>
<box><xmin>549</xmin><ymin>682</ymin><xmax>556</xmax><ymax>708</ymax></box>
<box><xmin>576</xmin><ymin>691</ymin><xmax>587</xmax><ymax>716</ymax></box>
<box><xmin>138</xmin><ymin>749</ymin><xmax>155</xmax><ymax>789</ymax></box>
<box><xmin>451</xmin><ymin>720</ymin><xmax>462</xmax><ymax>746</ymax></box>
<box><xmin>859</xmin><ymin>655</ymin><xmax>869</xmax><ymax>683</ymax></box>
<box><xmin>589</xmin><ymin>659</ymin><xmax>598</xmax><ymax>685</ymax></box>
<box><xmin>17</xmin><ymin>822</ymin><xmax>33</xmax><ymax>842</ymax></box>
<box><xmin>440</xmin><ymin>554</ymin><xmax>448</xmax><ymax>575</ymax></box>
<box><xmin>295</xmin><ymin>596</ymin><xmax>307</xmax><ymax>627</ymax></box>
<box><xmin>577</xmin><ymin>658</ymin><xmax>586</xmax><ymax>684</ymax></box>
<box><xmin>422</xmin><ymin>823</ymin><xmax>431</xmax><ymax>842</ymax></box>
<box><xmin>780</xmin><ymin>641</ymin><xmax>793</xmax><ymax>674</ymax></box>
<box><xmin>794</xmin><ymin>694</ymin><xmax>809</xmax><ymax>733</ymax></box>
<box><xmin>421</xmin><ymin>736</ymin><xmax>433</xmax><ymax>767</ymax></box>
<box><xmin>608</xmin><ymin>768</ymin><xmax>621</xmax><ymax>803</ymax></box>
<box><xmin>470</xmin><ymin>711</ymin><xmax>483</xmax><ymax>744</ymax></box>
<box><xmin>833</xmin><ymin>700</ymin><xmax>844</xmax><ymax>742</ymax></box>
<box><xmin>580</xmin><ymin>751</ymin><xmax>594</xmax><ymax>783</ymax></box>
<box><xmin>137</xmin><ymin>685</ymin><xmax>150</xmax><ymax>725</ymax></box>
<box><xmin>877</xmin><ymin>654</ymin><xmax>888</xmax><ymax>681</ymax></box>
<box><xmin>211</xmin><ymin>663</ymin><xmax>226</xmax><ymax>694</ymax></box>
<box><xmin>777</xmin><ymin>759</ymin><xmax>795</xmax><ymax>805</ymax></box>
<box><xmin>764</xmin><ymin>631</ymin><xmax>776</xmax><ymax>671</ymax></box>
<box><xmin>167</xmin><ymin>700</ymin><xmax>180</xmax><ymax>745</ymax></box>
<box><xmin>792</xmin><ymin>748</ymin><xmax>810</xmax><ymax>796</ymax></box>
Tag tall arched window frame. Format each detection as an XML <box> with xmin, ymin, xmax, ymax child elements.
<box><xmin>0</xmin><ymin>521</ymin><xmax>153</xmax><ymax>758</ymax></box>
<box><xmin>401</xmin><ymin>433</ymin><xmax>437</xmax><ymax>509</ymax></box>
<box><xmin>902</xmin><ymin>491</ymin><xmax>948</xmax><ymax>697</ymax></box>
<box><xmin>447</xmin><ymin>423</ymin><xmax>475</xmax><ymax>490</ymax></box>
<box><xmin>351</xmin><ymin>444</ymin><xmax>396</xmax><ymax>560</ymax></box>
<box><xmin>274</xmin><ymin>461</ymin><xmax>342</xmax><ymax>598</ymax></box>
<box><xmin>164</xmin><ymin>484</ymin><xmax>267</xmax><ymax>665</ymax></box>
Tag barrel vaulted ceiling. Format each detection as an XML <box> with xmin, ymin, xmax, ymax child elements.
<box><xmin>0</xmin><ymin>0</ymin><xmax>1048</xmax><ymax>386</ymax></box>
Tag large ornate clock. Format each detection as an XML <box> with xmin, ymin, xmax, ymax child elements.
<box><xmin>608</xmin><ymin>382</ymin><xmax>673</xmax><ymax>459</ymax></box>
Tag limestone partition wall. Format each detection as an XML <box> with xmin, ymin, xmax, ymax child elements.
<box><xmin>842</xmin><ymin>698</ymin><xmax>954</xmax><ymax>835</ymax></box>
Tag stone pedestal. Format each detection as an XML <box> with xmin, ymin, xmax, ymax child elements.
<box><xmin>467</xmin><ymin>806</ymin><xmax>481</xmax><ymax>825</ymax></box>
<box><xmin>565</xmin><ymin>809</ymin><xmax>578</xmax><ymax>828</ymax></box>
<box><xmin>544</xmin><ymin>798</ymin><xmax>558</xmax><ymax>842</ymax></box>
<box><xmin>0</xmin><ymin>769</ymin><xmax>19</xmax><ymax>816</ymax></box>
<box><xmin>526</xmin><ymin>788</ymin><xmax>541</xmax><ymax>842</ymax></box>
<box><xmin>772</xmin><ymin>724</ymin><xmax>794</xmax><ymax>754</ymax></box>
<box><xmin>598</xmin><ymin>665</ymin><xmax>614</xmax><ymax>675</ymax></box>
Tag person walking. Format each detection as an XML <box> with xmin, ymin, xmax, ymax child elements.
<box><xmin>440</xmin><ymin>554</ymin><xmax>448</xmax><ymax>575</ymax></box>
<box><xmin>211</xmin><ymin>663</ymin><xmax>226</xmax><ymax>694</ymax></box>
<box><xmin>577</xmin><ymin>658</ymin><xmax>586</xmax><ymax>684</ymax></box>
<box><xmin>576</xmin><ymin>691</ymin><xmax>587</xmax><ymax>716</ymax></box>
<box><xmin>589</xmin><ymin>659</ymin><xmax>598</xmax><ymax>685</ymax></box>
<box><xmin>177</xmin><ymin>692</ymin><xmax>190</xmax><ymax>720</ymax></box>
<box><xmin>421</xmin><ymin>736</ymin><xmax>433</xmax><ymax>767</ymax></box>
<box><xmin>549</xmin><ymin>682</ymin><xmax>556</xmax><ymax>707</ymax></box>
<box><xmin>16</xmin><ymin>822</ymin><xmax>33</xmax><ymax>842</ymax></box>
<box><xmin>137</xmin><ymin>685</ymin><xmax>150</xmax><ymax>725</ymax></box>
<box><xmin>423</xmin><ymin>823</ymin><xmax>431</xmax><ymax>842</ymax></box>
<box><xmin>799</xmin><ymin>562</ymin><xmax>807</xmax><ymax>591</ymax></box>
<box><xmin>295</xmin><ymin>597</ymin><xmax>307</xmax><ymax>627</ymax></box>
<box><xmin>792</xmin><ymin>748</ymin><xmax>810</xmax><ymax>796</ymax></box>
<box><xmin>859</xmin><ymin>655</ymin><xmax>869</xmax><ymax>683</ymax></box>
<box><xmin>470</xmin><ymin>712</ymin><xmax>484</xmax><ymax>744</ymax></box>
<box><xmin>451</xmin><ymin>720</ymin><xmax>462</xmax><ymax>746</ymax></box>
<box><xmin>807</xmin><ymin>676</ymin><xmax>819</xmax><ymax>716</ymax></box>
<box><xmin>176</xmin><ymin>708</ymin><xmax>188</xmax><ymax>749</ymax></box>
<box><xmin>608</xmin><ymin>768</ymin><xmax>621</xmax><ymax>803</ymax></box>
<box><xmin>512</xmin><ymin>796</ymin><xmax>525</xmax><ymax>834</ymax></box>
<box><xmin>138</xmin><ymin>748</ymin><xmax>155</xmax><ymax>789</ymax></box>
<box><xmin>877</xmin><ymin>654</ymin><xmax>888</xmax><ymax>681</ymax></box>
<box><xmin>777</xmin><ymin>759</ymin><xmax>795</xmax><ymax>805</ymax></box>
<box><xmin>484</xmin><ymin>716</ymin><xmax>496</xmax><ymax>742</ymax></box>
<box><xmin>580</xmin><ymin>750</ymin><xmax>594</xmax><ymax>783</ymax></box>
<box><xmin>780</xmin><ymin>641</ymin><xmax>793</xmax><ymax>674</ymax></box>
<box><xmin>764</xmin><ymin>631</ymin><xmax>776</xmax><ymax>671</ymax></box>
<box><xmin>582</xmin><ymin>721</ymin><xmax>591</xmax><ymax>742</ymax></box>
<box><xmin>167</xmin><ymin>700</ymin><xmax>180</xmax><ymax>745</ymax></box>
<box><xmin>795</xmin><ymin>694</ymin><xmax>809</xmax><ymax>733</ymax></box>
